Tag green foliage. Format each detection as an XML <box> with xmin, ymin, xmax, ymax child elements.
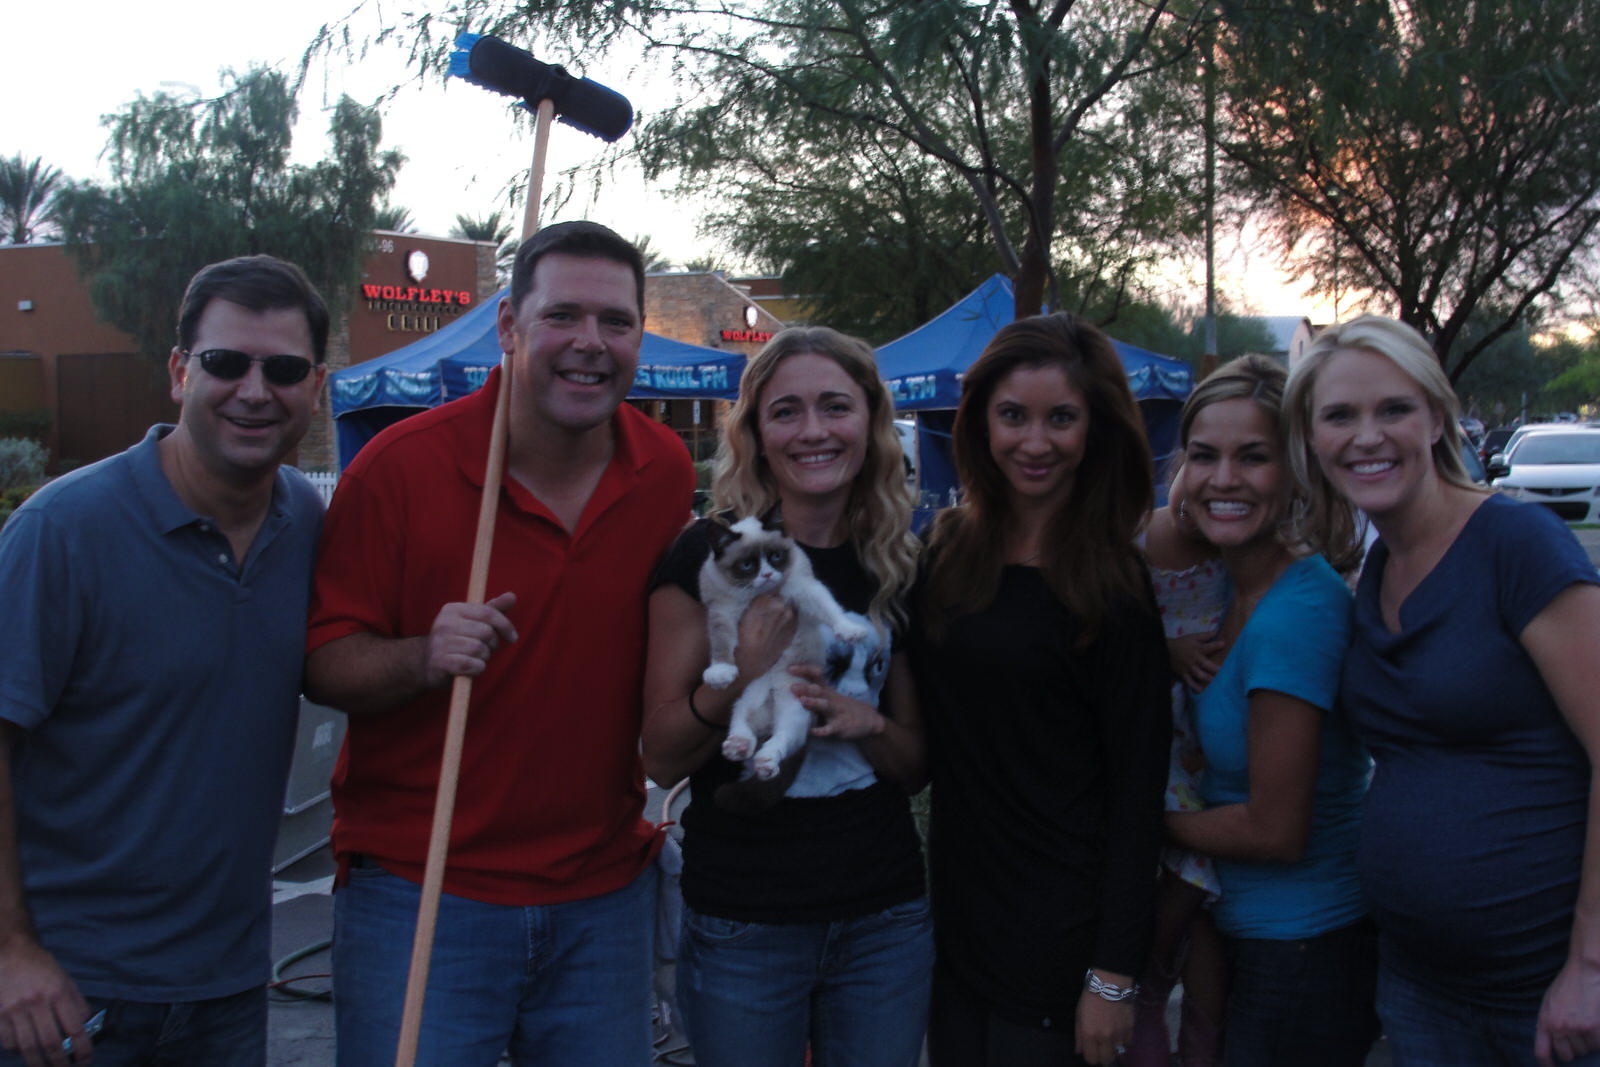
<box><xmin>694</xmin><ymin>131</ymin><xmax>1000</xmax><ymax>342</ymax></box>
<box><xmin>1453</xmin><ymin>315</ymin><xmax>1587</xmax><ymax>420</ymax></box>
<box><xmin>311</xmin><ymin>0</ymin><xmax>1208</xmax><ymax>321</ymax></box>
<box><xmin>0</xmin><ymin>154</ymin><xmax>63</xmax><ymax>244</ymax></box>
<box><xmin>373</xmin><ymin>204</ymin><xmax>416</xmax><ymax>232</ymax></box>
<box><xmin>453</xmin><ymin>212</ymin><xmax>518</xmax><ymax>286</ymax></box>
<box><xmin>54</xmin><ymin>68</ymin><xmax>404</xmax><ymax>366</ymax></box>
<box><xmin>1099</xmin><ymin>300</ymin><xmax>1276</xmax><ymax>366</ymax></box>
<box><xmin>631</xmin><ymin>235</ymin><xmax>674</xmax><ymax>274</ymax></box>
<box><xmin>0</xmin><ymin>485</ymin><xmax>38</xmax><ymax>531</ymax></box>
<box><xmin>1215</xmin><ymin>0</ymin><xmax>1600</xmax><ymax>377</ymax></box>
<box><xmin>1536</xmin><ymin>326</ymin><xmax>1600</xmax><ymax>413</ymax></box>
<box><xmin>0</xmin><ymin>437</ymin><xmax>47</xmax><ymax>492</ymax></box>
<box><xmin>0</xmin><ymin>410</ymin><xmax>51</xmax><ymax>441</ymax></box>
<box><xmin>450</xmin><ymin>212</ymin><xmax>512</xmax><ymax>244</ymax></box>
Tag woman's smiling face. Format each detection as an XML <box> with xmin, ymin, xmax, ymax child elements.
<box><xmin>1180</xmin><ymin>397</ymin><xmax>1287</xmax><ymax>551</ymax></box>
<box><xmin>756</xmin><ymin>352</ymin><xmax>869</xmax><ymax>509</ymax></box>
<box><xmin>986</xmin><ymin>362</ymin><xmax>1090</xmax><ymax>510</ymax></box>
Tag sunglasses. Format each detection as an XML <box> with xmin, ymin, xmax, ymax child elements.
<box><xmin>184</xmin><ymin>348</ymin><xmax>315</xmax><ymax>386</ymax></box>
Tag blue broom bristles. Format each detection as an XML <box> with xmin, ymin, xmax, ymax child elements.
<box><xmin>447</xmin><ymin>33</ymin><xmax>485</xmax><ymax>87</ymax></box>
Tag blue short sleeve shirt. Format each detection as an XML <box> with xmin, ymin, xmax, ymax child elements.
<box><xmin>0</xmin><ymin>427</ymin><xmax>323</xmax><ymax>1000</ymax></box>
<box><xmin>1195</xmin><ymin>555</ymin><xmax>1370</xmax><ymax>939</ymax></box>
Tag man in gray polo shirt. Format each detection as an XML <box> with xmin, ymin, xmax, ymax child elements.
<box><xmin>0</xmin><ymin>255</ymin><xmax>328</xmax><ymax>1066</ymax></box>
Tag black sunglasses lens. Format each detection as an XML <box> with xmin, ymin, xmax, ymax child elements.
<box><xmin>262</xmin><ymin>356</ymin><xmax>312</xmax><ymax>385</ymax></box>
<box><xmin>198</xmin><ymin>350</ymin><xmax>250</xmax><ymax>379</ymax></box>
<box><xmin>196</xmin><ymin>350</ymin><xmax>312</xmax><ymax>385</ymax></box>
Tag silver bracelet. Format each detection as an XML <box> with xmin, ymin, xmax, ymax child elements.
<box><xmin>1084</xmin><ymin>968</ymin><xmax>1140</xmax><ymax>1003</ymax></box>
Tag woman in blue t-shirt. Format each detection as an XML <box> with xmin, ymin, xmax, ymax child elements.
<box><xmin>1284</xmin><ymin>315</ymin><xmax>1600</xmax><ymax>1067</ymax></box>
<box><xmin>1164</xmin><ymin>355</ymin><xmax>1378</xmax><ymax>1066</ymax></box>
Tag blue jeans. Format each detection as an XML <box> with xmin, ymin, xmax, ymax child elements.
<box><xmin>0</xmin><ymin>986</ymin><xmax>266</xmax><ymax>1067</ymax></box>
<box><xmin>676</xmin><ymin>897</ymin><xmax>934</xmax><ymax>1067</ymax></box>
<box><xmin>333</xmin><ymin>860</ymin><xmax>657</xmax><ymax>1067</ymax></box>
<box><xmin>1223</xmin><ymin>918</ymin><xmax>1379</xmax><ymax>1067</ymax></box>
<box><xmin>1379</xmin><ymin>962</ymin><xmax>1600</xmax><ymax>1067</ymax></box>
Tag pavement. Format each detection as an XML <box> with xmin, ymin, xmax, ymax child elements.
<box><xmin>265</xmin><ymin>845</ymin><xmax>1391</xmax><ymax>1067</ymax></box>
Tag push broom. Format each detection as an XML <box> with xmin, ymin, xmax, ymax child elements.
<box><xmin>391</xmin><ymin>35</ymin><xmax>633</xmax><ymax>1067</ymax></box>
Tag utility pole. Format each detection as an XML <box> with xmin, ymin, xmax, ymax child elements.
<box><xmin>1202</xmin><ymin>32</ymin><xmax>1218</xmax><ymax>379</ymax></box>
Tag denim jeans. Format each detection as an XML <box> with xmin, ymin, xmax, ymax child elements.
<box><xmin>0</xmin><ymin>986</ymin><xmax>266</xmax><ymax>1067</ymax></box>
<box><xmin>1379</xmin><ymin>962</ymin><xmax>1600</xmax><ymax>1067</ymax></box>
<box><xmin>676</xmin><ymin>896</ymin><xmax>934</xmax><ymax>1067</ymax></box>
<box><xmin>332</xmin><ymin>859</ymin><xmax>657</xmax><ymax>1067</ymax></box>
<box><xmin>1223</xmin><ymin>917</ymin><xmax>1379</xmax><ymax>1067</ymax></box>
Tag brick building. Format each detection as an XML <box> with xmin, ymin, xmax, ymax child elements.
<box><xmin>0</xmin><ymin>233</ymin><xmax>496</xmax><ymax>473</ymax></box>
<box><xmin>0</xmin><ymin>243</ymin><xmax>796</xmax><ymax>474</ymax></box>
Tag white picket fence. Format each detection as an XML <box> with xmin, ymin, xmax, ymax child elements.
<box><xmin>303</xmin><ymin>471</ymin><xmax>339</xmax><ymax>507</ymax></box>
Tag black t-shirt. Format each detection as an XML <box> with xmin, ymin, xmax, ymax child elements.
<box><xmin>651</xmin><ymin>522</ymin><xmax>925</xmax><ymax>922</ymax></box>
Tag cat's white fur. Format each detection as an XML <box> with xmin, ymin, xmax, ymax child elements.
<box><xmin>700</xmin><ymin>515</ymin><xmax>869</xmax><ymax>780</ymax></box>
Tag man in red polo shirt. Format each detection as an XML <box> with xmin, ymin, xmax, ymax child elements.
<box><xmin>305</xmin><ymin>221</ymin><xmax>695</xmax><ymax>1067</ymax></box>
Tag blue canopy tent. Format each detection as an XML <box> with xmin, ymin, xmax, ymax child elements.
<box><xmin>329</xmin><ymin>287</ymin><xmax>745</xmax><ymax>469</ymax></box>
<box><xmin>874</xmin><ymin>274</ymin><xmax>1194</xmax><ymax>513</ymax></box>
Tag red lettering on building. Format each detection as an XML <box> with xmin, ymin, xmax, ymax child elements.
<box><xmin>721</xmin><ymin>329</ymin><xmax>775</xmax><ymax>343</ymax></box>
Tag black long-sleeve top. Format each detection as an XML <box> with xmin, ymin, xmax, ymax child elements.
<box><xmin>909</xmin><ymin>564</ymin><xmax>1171</xmax><ymax>1028</ymax></box>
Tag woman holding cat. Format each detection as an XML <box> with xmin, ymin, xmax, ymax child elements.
<box><xmin>642</xmin><ymin>326</ymin><xmax>930</xmax><ymax>1067</ymax></box>
<box><xmin>907</xmin><ymin>312</ymin><xmax>1172</xmax><ymax>1066</ymax></box>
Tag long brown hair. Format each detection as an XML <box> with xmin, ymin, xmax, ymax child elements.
<box><xmin>922</xmin><ymin>313</ymin><xmax>1153</xmax><ymax>645</ymax></box>
<box><xmin>711</xmin><ymin>326</ymin><xmax>919</xmax><ymax>626</ymax></box>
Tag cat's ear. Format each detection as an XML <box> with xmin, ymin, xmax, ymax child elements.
<box><xmin>759</xmin><ymin>502</ymin><xmax>785</xmax><ymax>534</ymax></box>
<box><xmin>704</xmin><ymin>517</ymin><xmax>739</xmax><ymax>556</ymax></box>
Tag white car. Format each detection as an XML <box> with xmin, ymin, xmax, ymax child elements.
<box><xmin>894</xmin><ymin>419</ymin><xmax>918</xmax><ymax>484</ymax></box>
<box><xmin>1493</xmin><ymin>428</ymin><xmax>1600</xmax><ymax>524</ymax></box>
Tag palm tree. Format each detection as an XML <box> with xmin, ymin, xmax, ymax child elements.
<box><xmin>373</xmin><ymin>204</ymin><xmax>416</xmax><ymax>233</ymax></box>
<box><xmin>449</xmin><ymin>212</ymin><xmax>512</xmax><ymax>244</ymax></box>
<box><xmin>631</xmin><ymin>234</ymin><xmax>674</xmax><ymax>273</ymax></box>
<box><xmin>0</xmin><ymin>155</ymin><xmax>63</xmax><ymax>244</ymax></box>
<box><xmin>451</xmin><ymin>212</ymin><xmax>517</xmax><ymax>287</ymax></box>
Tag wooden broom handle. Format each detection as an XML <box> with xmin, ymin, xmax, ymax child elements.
<box><xmin>393</xmin><ymin>96</ymin><xmax>556</xmax><ymax>1067</ymax></box>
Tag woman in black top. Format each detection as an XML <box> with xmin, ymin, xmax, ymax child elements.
<box><xmin>642</xmin><ymin>326</ymin><xmax>930</xmax><ymax>1067</ymax></box>
<box><xmin>909</xmin><ymin>313</ymin><xmax>1171</xmax><ymax>1066</ymax></box>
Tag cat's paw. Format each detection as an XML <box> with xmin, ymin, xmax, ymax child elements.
<box><xmin>752</xmin><ymin>753</ymin><xmax>780</xmax><ymax>779</ymax></box>
<box><xmin>703</xmin><ymin>663</ymin><xmax>738</xmax><ymax>688</ymax></box>
<box><xmin>832</xmin><ymin>619</ymin><xmax>870</xmax><ymax>644</ymax></box>
<box><xmin>721</xmin><ymin>735</ymin><xmax>754</xmax><ymax>762</ymax></box>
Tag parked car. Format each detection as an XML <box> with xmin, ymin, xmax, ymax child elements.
<box><xmin>1488</xmin><ymin>423</ymin><xmax>1600</xmax><ymax>479</ymax></box>
<box><xmin>895</xmin><ymin>418</ymin><xmax>918</xmax><ymax>484</ymax></box>
<box><xmin>1460</xmin><ymin>441</ymin><xmax>1488</xmax><ymax>486</ymax></box>
<box><xmin>1492</xmin><ymin>428</ymin><xmax>1600</xmax><ymax>524</ymax></box>
<box><xmin>1479</xmin><ymin>425</ymin><xmax>1517</xmax><ymax>467</ymax></box>
<box><xmin>1459</xmin><ymin>417</ymin><xmax>1486</xmax><ymax>452</ymax></box>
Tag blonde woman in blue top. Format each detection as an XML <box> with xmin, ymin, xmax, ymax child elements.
<box><xmin>1164</xmin><ymin>355</ymin><xmax>1376</xmax><ymax>1066</ymax></box>
<box><xmin>1285</xmin><ymin>315</ymin><xmax>1600</xmax><ymax>1067</ymax></box>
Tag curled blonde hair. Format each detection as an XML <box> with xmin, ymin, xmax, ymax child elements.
<box><xmin>1284</xmin><ymin>316</ymin><xmax>1483</xmax><ymax>553</ymax></box>
<box><xmin>711</xmin><ymin>327</ymin><xmax>919</xmax><ymax>627</ymax></box>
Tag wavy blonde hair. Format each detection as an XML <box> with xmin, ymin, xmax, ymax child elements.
<box><xmin>711</xmin><ymin>327</ymin><xmax>919</xmax><ymax>627</ymax></box>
